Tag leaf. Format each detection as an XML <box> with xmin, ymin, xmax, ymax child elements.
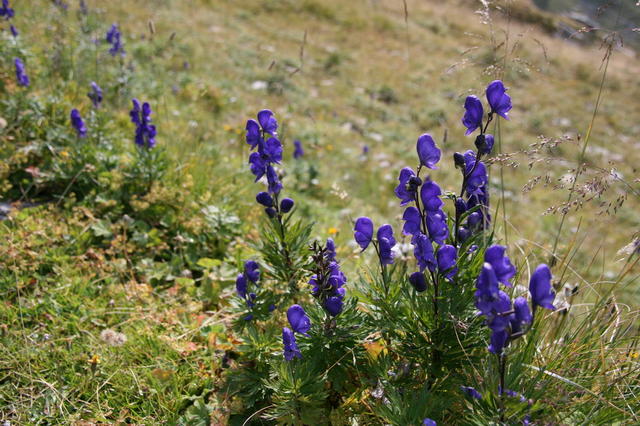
<box><xmin>197</xmin><ymin>257</ymin><xmax>220</xmax><ymax>269</ymax></box>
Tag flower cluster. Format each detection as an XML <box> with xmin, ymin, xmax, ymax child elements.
<box><xmin>474</xmin><ymin>245</ymin><xmax>555</xmax><ymax>354</ymax></box>
<box><xmin>70</xmin><ymin>109</ymin><xmax>87</xmax><ymax>138</ymax></box>
<box><xmin>235</xmin><ymin>260</ymin><xmax>261</xmax><ymax>320</ymax></box>
<box><xmin>14</xmin><ymin>58</ymin><xmax>29</xmax><ymax>87</ymax></box>
<box><xmin>129</xmin><ymin>99</ymin><xmax>157</xmax><ymax>149</ymax></box>
<box><xmin>88</xmin><ymin>82</ymin><xmax>103</xmax><ymax>108</ymax></box>
<box><xmin>282</xmin><ymin>304</ymin><xmax>310</xmax><ymax>361</ymax></box>
<box><xmin>246</xmin><ymin>110</ymin><xmax>283</xmax><ymax>194</ymax></box>
<box><xmin>0</xmin><ymin>0</ymin><xmax>14</xmax><ymax>19</ymax></box>
<box><xmin>308</xmin><ymin>239</ymin><xmax>348</xmax><ymax>317</ymax></box>
<box><xmin>455</xmin><ymin>81</ymin><xmax>512</xmax><ymax>241</ymax></box>
<box><xmin>106</xmin><ymin>23</ymin><xmax>125</xmax><ymax>56</ymax></box>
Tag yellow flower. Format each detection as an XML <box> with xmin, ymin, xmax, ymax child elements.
<box><xmin>326</xmin><ymin>144</ymin><xmax>334</xmax><ymax>151</ymax></box>
<box><xmin>60</xmin><ymin>150</ymin><xmax>69</xmax><ymax>158</ymax></box>
<box><xmin>328</xmin><ymin>227</ymin><xmax>338</xmax><ymax>235</ymax></box>
<box><xmin>222</xmin><ymin>124</ymin><xmax>233</xmax><ymax>132</ymax></box>
<box><xmin>88</xmin><ymin>354</ymin><xmax>101</xmax><ymax>365</ymax></box>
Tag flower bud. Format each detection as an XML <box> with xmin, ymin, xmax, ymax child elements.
<box><xmin>280</xmin><ymin>198</ymin><xmax>295</xmax><ymax>213</ymax></box>
<box><xmin>453</xmin><ymin>152</ymin><xmax>465</xmax><ymax>170</ymax></box>
<box><xmin>265</xmin><ymin>207</ymin><xmax>277</xmax><ymax>218</ymax></box>
<box><xmin>474</xmin><ymin>134</ymin><xmax>494</xmax><ymax>155</ymax></box>
<box><xmin>256</xmin><ymin>191</ymin><xmax>273</xmax><ymax>207</ymax></box>
<box><xmin>409</xmin><ymin>271</ymin><xmax>427</xmax><ymax>292</ymax></box>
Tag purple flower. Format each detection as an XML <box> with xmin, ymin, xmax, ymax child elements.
<box><xmin>488</xmin><ymin>329</ymin><xmax>509</xmax><ymax>354</ymax></box>
<box><xmin>287</xmin><ymin>304</ymin><xmax>311</xmax><ymax>335</ymax></box>
<box><xmin>249</xmin><ymin>152</ymin><xmax>267</xmax><ymax>181</ymax></box>
<box><xmin>484</xmin><ymin>245</ymin><xmax>516</xmax><ymax>287</ymax></box>
<box><xmin>10</xmin><ymin>24</ymin><xmax>18</xmax><ymax>37</ymax></box>
<box><xmin>423</xmin><ymin>419</ymin><xmax>437</xmax><ymax>426</ymax></box>
<box><xmin>354</xmin><ymin>217</ymin><xmax>374</xmax><ymax>251</ymax></box>
<box><xmin>475</xmin><ymin>134</ymin><xmax>494</xmax><ymax>155</ymax></box>
<box><xmin>256</xmin><ymin>191</ymin><xmax>273</xmax><ymax>207</ymax></box>
<box><xmin>245</xmin><ymin>119</ymin><xmax>262</xmax><ymax>149</ymax></box>
<box><xmin>412</xmin><ymin>233</ymin><xmax>436</xmax><ymax>272</ymax></box>
<box><xmin>529</xmin><ymin>264</ymin><xmax>555</xmax><ymax>310</ymax></box>
<box><xmin>280</xmin><ymin>198</ymin><xmax>294</xmax><ymax>213</ymax></box>
<box><xmin>511</xmin><ymin>296</ymin><xmax>532</xmax><ymax>333</ymax></box>
<box><xmin>426</xmin><ymin>210</ymin><xmax>449</xmax><ymax>245</ymax></box>
<box><xmin>293</xmin><ymin>140</ymin><xmax>304</xmax><ymax>159</ymax></box>
<box><xmin>129</xmin><ymin>99</ymin><xmax>157</xmax><ymax>148</ymax></box>
<box><xmin>462</xmin><ymin>95</ymin><xmax>483</xmax><ymax>135</ymax></box>
<box><xmin>436</xmin><ymin>245</ymin><xmax>457</xmax><ymax>279</ymax></box>
<box><xmin>326</xmin><ymin>238</ymin><xmax>336</xmax><ymax>262</ymax></box>
<box><xmin>420</xmin><ymin>179</ymin><xmax>444</xmax><ymax>212</ymax></box>
<box><xmin>409</xmin><ymin>271</ymin><xmax>427</xmax><ymax>292</ymax></box>
<box><xmin>282</xmin><ymin>327</ymin><xmax>302</xmax><ymax>361</ymax></box>
<box><xmin>257</xmin><ymin>109</ymin><xmax>278</xmax><ymax>134</ymax></box>
<box><xmin>88</xmin><ymin>82</ymin><xmax>103</xmax><ymax>108</ymax></box>
<box><xmin>324</xmin><ymin>296</ymin><xmax>344</xmax><ymax>316</ymax></box>
<box><xmin>70</xmin><ymin>109</ymin><xmax>87</xmax><ymax>138</ymax></box>
<box><xmin>402</xmin><ymin>206</ymin><xmax>421</xmax><ymax>236</ymax></box>
<box><xmin>244</xmin><ymin>260</ymin><xmax>260</xmax><ymax>283</ymax></box>
<box><xmin>106</xmin><ymin>24</ymin><xmax>125</xmax><ymax>56</ymax></box>
<box><xmin>487</xmin><ymin>290</ymin><xmax>513</xmax><ymax>332</ymax></box>
<box><xmin>266</xmin><ymin>165</ymin><xmax>282</xmax><ymax>194</ymax></box>
<box><xmin>235</xmin><ymin>273</ymin><xmax>247</xmax><ymax>299</ymax></box>
<box><xmin>0</xmin><ymin>0</ymin><xmax>14</xmax><ymax>19</ymax></box>
<box><xmin>377</xmin><ymin>224</ymin><xmax>396</xmax><ymax>265</ymax></box>
<box><xmin>394</xmin><ymin>167</ymin><xmax>418</xmax><ymax>206</ymax></box>
<box><xmin>461</xmin><ymin>386</ymin><xmax>482</xmax><ymax>399</ymax></box>
<box><xmin>14</xmin><ymin>58</ymin><xmax>29</xmax><ymax>87</ymax></box>
<box><xmin>416</xmin><ymin>134</ymin><xmax>441</xmax><ymax>169</ymax></box>
<box><xmin>463</xmin><ymin>151</ymin><xmax>488</xmax><ymax>196</ymax></box>
<box><xmin>474</xmin><ymin>263</ymin><xmax>500</xmax><ymax>316</ymax></box>
<box><xmin>486</xmin><ymin>80</ymin><xmax>512</xmax><ymax>120</ymax></box>
<box><xmin>263</xmin><ymin>137</ymin><xmax>283</xmax><ymax>164</ymax></box>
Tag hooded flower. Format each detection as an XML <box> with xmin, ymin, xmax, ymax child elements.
<box><xmin>354</xmin><ymin>217</ymin><xmax>374</xmax><ymax>251</ymax></box>
<box><xmin>426</xmin><ymin>210</ymin><xmax>449</xmax><ymax>245</ymax></box>
<box><xmin>409</xmin><ymin>271</ymin><xmax>427</xmax><ymax>292</ymax></box>
<box><xmin>402</xmin><ymin>206</ymin><xmax>421</xmax><ymax>236</ymax></box>
<box><xmin>70</xmin><ymin>109</ymin><xmax>87</xmax><ymax>138</ymax></box>
<box><xmin>235</xmin><ymin>273</ymin><xmax>247</xmax><ymax>299</ymax></box>
<box><xmin>474</xmin><ymin>263</ymin><xmax>500</xmax><ymax>316</ymax></box>
<box><xmin>484</xmin><ymin>245</ymin><xmax>516</xmax><ymax>287</ymax></box>
<box><xmin>412</xmin><ymin>233</ymin><xmax>436</xmax><ymax>272</ymax></box>
<box><xmin>462</xmin><ymin>95</ymin><xmax>483</xmax><ymax>135</ymax></box>
<box><xmin>486</xmin><ymin>80</ymin><xmax>512</xmax><ymax>120</ymax></box>
<box><xmin>257</xmin><ymin>109</ymin><xmax>278</xmax><ymax>134</ymax></box>
<box><xmin>511</xmin><ymin>296</ymin><xmax>532</xmax><ymax>333</ymax></box>
<box><xmin>475</xmin><ymin>134</ymin><xmax>494</xmax><ymax>155</ymax></box>
<box><xmin>0</xmin><ymin>0</ymin><xmax>14</xmax><ymax>19</ymax></box>
<box><xmin>394</xmin><ymin>167</ymin><xmax>418</xmax><ymax>206</ymax></box>
<box><xmin>463</xmin><ymin>151</ymin><xmax>487</xmax><ymax>196</ymax></box>
<box><xmin>420</xmin><ymin>179</ymin><xmax>444</xmax><ymax>212</ymax></box>
<box><xmin>287</xmin><ymin>304</ymin><xmax>311</xmax><ymax>335</ymax></box>
<box><xmin>326</xmin><ymin>238</ymin><xmax>336</xmax><ymax>262</ymax></box>
<box><xmin>416</xmin><ymin>134</ymin><xmax>441</xmax><ymax>169</ymax></box>
<box><xmin>488</xmin><ymin>329</ymin><xmax>509</xmax><ymax>354</ymax></box>
<box><xmin>377</xmin><ymin>224</ymin><xmax>396</xmax><ymax>265</ymax></box>
<box><xmin>437</xmin><ymin>244</ymin><xmax>457</xmax><ymax>279</ymax></box>
<box><xmin>529</xmin><ymin>264</ymin><xmax>555</xmax><ymax>310</ymax></box>
<box><xmin>266</xmin><ymin>165</ymin><xmax>282</xmax><ymax>194</ymax></box>
<box><xmin>282</xmin><ymin>327</ymin><xmax>302</xmax><ymax>361</ymax></box>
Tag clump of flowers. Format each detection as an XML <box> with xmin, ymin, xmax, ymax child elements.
<box><xmin>282</xmin><ymin>304</ymin><xmax>311</xmax><ymax>361</ymax></box>
<box><xmin>246</xmin><ymin>109</ymin><xmax>284</xmax><ymax>198</ymax></box>
<box><xmin>129</xmin><ymin>99</ymin><xmax>157</xmax><ymax>149</ymax></box>
<box><xmin>235</xmin><ymin>260</ymin><xmax>262</xmax><ymax>321</ymax></box>
<box><xmin>70</xmin><ymin>109</ymin><xmax>87</xmax><ymax>138</ymax></box>
<box><xmin>308</xmin><ymin>239</ymin><xmax>348</xmax><ymax>318</ymax></box>
<box><xmin>88</xmin><ymin>82</ymin><xmax>103</xmax><ymax>108</ymax></box>
<box><xmin>14</xmin><ymin>58</ymin><xmax>29</xmax><ymax>87</ymax></box>
<box><xmin>106</xmin><ymin>23</ymin><xmax>125</xmax><ymax>56</ymax></box>
<box><xmin>0</xmin><ymin>0</ymin><xmax>14</xmax><ymax>19</ymax></box>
